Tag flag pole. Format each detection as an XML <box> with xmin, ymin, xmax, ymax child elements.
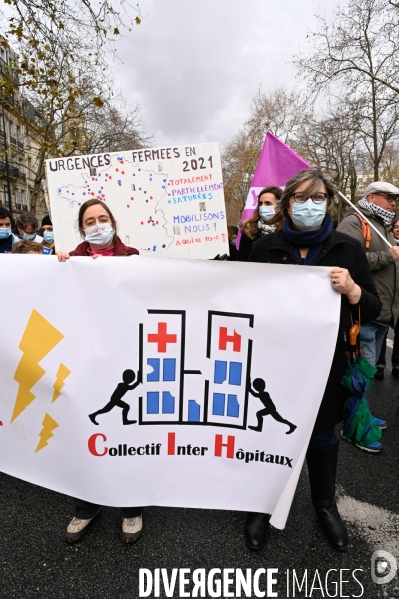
<box><xmin>338</xmin><ymin>191</ymin><xmax>392</xmax><ymax>248</ymax></box>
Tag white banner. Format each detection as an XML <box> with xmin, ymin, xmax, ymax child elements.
<box><xmin>0</xmin><ymin>256</ymin><xmax>340</xmax><ymax>528</ymax></box>
<box><xmin>45</xmin><ymin>143</ymin><xmax>229</xmax><ymax>259</ymax></box>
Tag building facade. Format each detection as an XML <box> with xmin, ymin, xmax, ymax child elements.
<box><xmin>0</xmin><ymin>44</ymin><xmax>47</xmax><ymax>221</ymax></box>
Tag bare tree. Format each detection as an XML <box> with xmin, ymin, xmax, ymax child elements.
<box><xmin>296</xmin><ymin>0</ymin><xmax>399</xmax><ymax>180</ymax></box>
<box><xmin>296</xmin><ymin>0</ymin><xmax>399</xmax><ymax>96</ymax></box>
<box><xmin>245</xmin><ymin>86</ymin><xmax>312</xmax><ymax>147</ymax></box>
<box><xmin>222</xmin><ymin>87</ymin><xmax>312</xmax><ymax>224</ymax></box>
<box><xmin>82</xmin><ymin>97</ymin><xmax>152</xmax><ymax>155</ymax></box>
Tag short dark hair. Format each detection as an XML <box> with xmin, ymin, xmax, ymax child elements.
<box><xmin>0</xmin><ymin>206</ymin><xmax>13</xmax><ymax>226</ymax></box>
<box><xmin>280</xmin><ymin>168</ymin><xmax>336</xmax><ymax>219</ymax></box>
<box><xmin>15</xmin><ymin>213</ymin><xmax>39</xmax><ymax>231</ymax></box>
<box><xmin>11</xmin><ymin>240</ymin><xmax>43</xmax><ymax>254</ymax></box>
<box><xmin>77</xmin><ymin>199</ymin><xmax>117</xmax><ymax>237</ymax></box>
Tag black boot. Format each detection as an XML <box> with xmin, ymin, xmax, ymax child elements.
<box><xmin>306</xmin><ymin>441</ymin><xmax>348</xmax><ymax>552</ymax></box>
<box><xmin>244</xmin><ymin>512</ymin><xmax>270</xmax><ymax>550</ymax></box>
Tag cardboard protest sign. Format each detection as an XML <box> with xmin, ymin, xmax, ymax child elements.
<box><xmin>45</xmin><ymin>143</ymin><xmax>229</xmax><ymax>259</ymax></box>
<box><xmin>0</xmin><ymin>256</ymin><xmax>340</xmax><ymax>528</ymax></box>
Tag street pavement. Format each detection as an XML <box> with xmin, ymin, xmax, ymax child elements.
<box><xmin>1</xmin><ymin>342</ymin><xmax>398</xmax><ymax>599</ymax></box>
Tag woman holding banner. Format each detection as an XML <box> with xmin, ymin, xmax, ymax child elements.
<box><xmin>237</xmin><ymin>186</ymin><xmax>283</xmax><ymax>261</ymax></box>
<box><xmin>57</xmin><ymin>199</ymin><xmax>143</xmax><ymax>544</ymax></box>
<box><xmin>247</xmin><ymin>168</ymin><xmax>381</xmax><ymax>553</ymax></box>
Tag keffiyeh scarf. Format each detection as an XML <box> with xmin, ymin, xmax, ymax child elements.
<box><xmin>358</xmin><ymin>197</ymin><xmax>395</xmax><ymax>228</ymax></box>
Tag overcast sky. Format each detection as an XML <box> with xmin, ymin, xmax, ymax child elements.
<box><xmin>112</xmin><ymin>0</ymin><xmax>342</xmax><ymax>149</ymax></box>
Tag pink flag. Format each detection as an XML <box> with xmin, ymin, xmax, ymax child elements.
<box><xmin>237</xmin><ymin>131</ymin><xmax>310</xmax><ymax>248</ymax></box>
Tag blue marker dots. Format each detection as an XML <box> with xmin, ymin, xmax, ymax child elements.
<box><xmin>162</xmin><ymin>185</ymin><xmax>165</xmax><ymax>189</ymax></box>
<box><xmin>153</xmin><ymin>246</ymin><xmax>156</xmax><ymax>251</ymax></box>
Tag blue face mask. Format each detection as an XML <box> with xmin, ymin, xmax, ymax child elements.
<box><xmin>43</xmin><ymin>231</ymin><xmax>54</xmax><ymax>243</ymax></box>
<box><xmin>0</xmin><ymin>228</ymin><xmax>11</xmax><ymax>239</ymax></box>
<box><xmin>259</xmin><ymin>206</ymin><xmax>277</xmax><ymax>222</ymax></box>
<box><xmin>291</xmin><ymin>199</ymin><xmax>326</xmax><ymax>231</ymax></box>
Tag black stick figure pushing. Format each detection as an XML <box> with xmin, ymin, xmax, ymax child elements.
<box><xmin>248</xmin><ymin>378</ymin><xmax>297</xmax><ymax>434</ymax></box>
<box><xmin>89</xmin><ymin>369</ymin><xmax>142</xmax><ymax>425</ymax></box>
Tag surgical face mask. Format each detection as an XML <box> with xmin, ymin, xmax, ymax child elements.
<box><xmin>291</xmin><ymin>199</ymin><xmax>326</xmax><ymax>231</ymax></box>
<box><xmin>259</xmin><ymin>206</ymin><xmax>276</xmax><ymax>222</ymax></box>
<box><xmin>0</xmin><ymin>228</ymin><xmax>11</xmax><ymax>239</ymax></box>
<box><xmin>43</xmin><ymin>231</ymin><xmax>54</xmax><ymax>243</ymax></box>
<box><xmin>22</xmin><ymin>231</ymin><xmax>37</xmax><ymax>241</ymax></box>
<box><xmin>84</xmin><ymin>222</ymin><xmax>115</xmax><ymax>248</ymax></box>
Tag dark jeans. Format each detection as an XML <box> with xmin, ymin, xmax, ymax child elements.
<box><xmin>310</xmin><ymin>427</ymin><xmax>337</xmax><ymax>449</ymax></box>
<box><xmin>376</xmin><ymin>321</ymin><xmax>399</xmax><ymax>368</ymax></box>
<box><xmin>73</xmin><ymin>497</ymin><xmax>143</xmax><ymax>519</ymax></box>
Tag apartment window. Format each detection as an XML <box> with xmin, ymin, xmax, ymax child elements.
<box><xmin>0</xmin><ymin>47</ymin><xmax>9</xmax><ymax>65</ymax></box>
<box><xmin>20</xmin><ymin>189</ymin><xmax>27</xmax><ymax>208</ymax></box>
<box><xmin>9</xmin><ymin>121</ymin><xmax>16</xmax><ymax>145</ymax></box>
<box><xmin>15</xmin><ymin>188</ymin><xmax>21</xmax><ymax>210</ymax></box>
<box><xmin>3</xmin><ymin>185</ymin><xmax>10</xmax><ymax>207</ymax></box>
<box><xmin>17</xmin><ymin>125</ymin><xmax>23</xmax><ymax>148</ymax></box>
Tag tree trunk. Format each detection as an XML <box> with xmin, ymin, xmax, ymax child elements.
<box><xmin>30</xmin><ymin>150</ymin><xmax>46</xmax><ymax>216</ymax></box>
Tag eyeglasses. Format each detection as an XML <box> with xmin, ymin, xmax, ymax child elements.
<box><xmin>374</xmin><ymin>193</ymin><xmax>399</xmax><ymax>204</ymax></box>
<box><xmin>290</xmin><ymin>192</ymin><xmax>328</xmax><ymax>204</ymax></box>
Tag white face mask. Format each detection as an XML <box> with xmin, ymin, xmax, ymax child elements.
<box><xmin>259</xmin><ymin>206</ymin><xmax>276</xmax><ymax>222</ymax></box>
<box><xmin>84</xmin><ymin>223</ymin><xmax>115</xmax><ymax>248</ymax></box>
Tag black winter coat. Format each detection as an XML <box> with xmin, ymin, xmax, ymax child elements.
<box><xmin>237</xmin><ymin>231</ymin><xmax>261</xmax><ymax>262</ymax></box>
<box><xmin>249</xmin><ymin>228</ymin><xmax>382</xmax><ymax>433</ymax></box>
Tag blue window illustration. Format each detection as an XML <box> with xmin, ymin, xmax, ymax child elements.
<box><xmin>212</xmin><ymin>393</ymin><xmax>240</xmax><ymax>417</ymax></box>
<box><xmin>147</xmin><ymin>358</ymin><xmax>177</xmax><ymax>414</ymax></box>
<box><xmin>188</xmin><ymin>400</ymin><xmax>201</xmax><ymax>422</ymax></box>
<box><xmin>214</xmin><ymin>361</ymin><xmax>242</xmax><ymax>385</ymax></box>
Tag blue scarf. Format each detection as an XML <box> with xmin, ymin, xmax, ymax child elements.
<box><xmin>283</xmin><ymin>215</ymin><xmax>333</xmax><ymax>265</ymax></box>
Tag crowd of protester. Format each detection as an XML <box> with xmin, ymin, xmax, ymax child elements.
<box><xmin>2</xmin><ymin>167</ymin><xmax>399</xmax><ymax>554</ymax></box>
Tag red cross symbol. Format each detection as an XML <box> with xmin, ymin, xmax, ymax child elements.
<box><xmin>148</xmin><ymin>322</ymin><xmax>177</xmax><ymax>353</ymax></box>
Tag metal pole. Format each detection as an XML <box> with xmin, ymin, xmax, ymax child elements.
<box><xmin>1</xmin><ymin>102</ymin><xmax>13</xmax><ymax>219</ymax></box>
<box><xmin>338</xmin><ymin>190</ymin><xmax>392</xmax><ymax>248</ymax></box>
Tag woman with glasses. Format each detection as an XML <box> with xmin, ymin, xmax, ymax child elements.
<box><xmin>237</xmin><ymin>186</ymin><xmax>283</xmax><ymax>261</ymax></box>
<box><xmin>246</xmin><ymin>168</ymin><xmax>381</xmax><ymax>553</ymax></box>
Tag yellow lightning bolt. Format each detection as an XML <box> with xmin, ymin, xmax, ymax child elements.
<box><xmin>52</xmin><ymin>363</ymin><xmax>71</xmax><ymax>403</ymax></box>
<box><xmin>35</xmin><ymin>413</ymin><xmax>59</xmax><ymax>452</ymax></box>
<box><xmin>12</xmin><ymin>310</ymin><xmax>64</xmax><ymax>422</ymax></box>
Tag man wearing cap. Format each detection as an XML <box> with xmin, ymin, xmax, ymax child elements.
<box><xmin>0</xmin><ymin>207</ymin><xmax>21</xmax><ymax>253</ymax></box>
<box><xmin>337</xmin><ymin>181</ymin><xmax>399</xmax><ymax>451</ymax></box>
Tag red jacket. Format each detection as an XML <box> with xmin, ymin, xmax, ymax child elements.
<box><xmin>69</xmin><ymin>237</ymin><xmax>139</xmax><ymax>257</ymax></box>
